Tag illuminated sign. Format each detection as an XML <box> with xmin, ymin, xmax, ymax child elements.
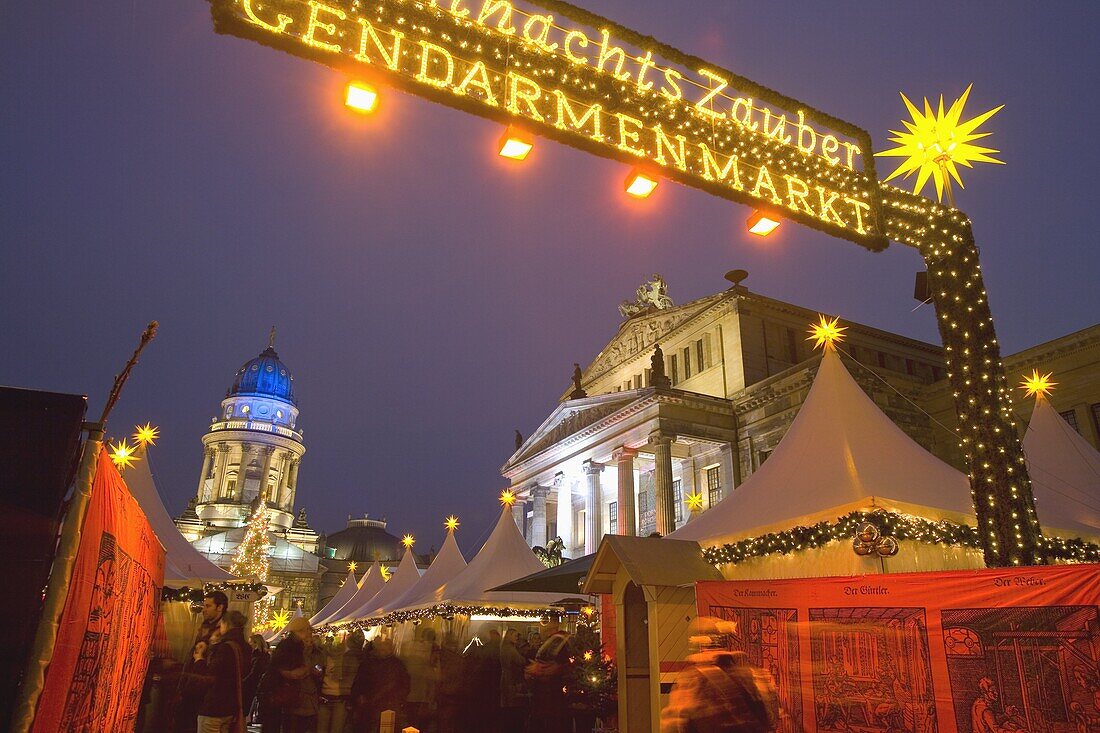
<box><xmin>209</xmin><ymin>0</ymin><xmax>887</xmax><ymax>248</ymax></box>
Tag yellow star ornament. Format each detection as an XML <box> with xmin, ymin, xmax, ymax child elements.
<box><xmin>875</xmin><ymin>84</ymin><xmax>1004</xmax><ymax>203</ymax></box>
<box><xmin>347</xmin><ymin>561</ymin><xmax>358</xmax><ymax>573</ymax></box>
<box><xmin>271</xmin><ymin>608</ymin><xmax>292</xmax><ymax>631</ymax></box>
<box><xmin>133</xmin><ymin>423</ymin><xmax>159</xmax><ymax>447</ymax></box>
<box><xmin>685</xmin><ymin>491</ymin><xmax>705</xmax><ymax>513</ymax></box>
<box><xmin>109</xmin><ymin>440</ymin><xmax>139</xmax><ymax>470</ymax></box>
<box><xmin>807</xmin><ymin>315</ymin><xmax>846</xmax><ymax>351</ymax></box>
<box><xmin>499</xmin><ymin>489</ymin><xmax>517</xmax><ymax>507</ymax></box>
<box><xmin>444</xmin><ymin>515</ymin><xmax>460</xmax><ymax>532</ymax></box>
<box><xmin>402</xmin><ymin>534</ymin><xmax>415</xmax><ymax>549</ymax></box>
<box><xmin>1020</xmin><ymin>370</ymin><xmax>1056</xmax><ymax>399</ymax></box>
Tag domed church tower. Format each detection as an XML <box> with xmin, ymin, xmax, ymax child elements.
<box><xmin>189</xmin><ymin>329</ymin><xmax>306</xmax><ymax>533</ymax></box>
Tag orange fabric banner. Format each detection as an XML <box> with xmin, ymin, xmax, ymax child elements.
<box><xmin>31</xmin><ymin>450</ymin><xmax>165</xmax><ymax>733</ymax></box>
<box><xmin>695</xmin><ymin>564</ymin><xmax>1100</xmax><ymax>733</ymax></box>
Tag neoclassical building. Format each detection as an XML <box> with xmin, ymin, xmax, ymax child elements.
<box><xmin>175</xmin><ymin>333</ymin><xmax>324</xmax><ymax>614</ymax></box>
<box><xmin>503</xmin><ymin>274</ymin><xmax>1100</xmax><ymax>557</ymax></box>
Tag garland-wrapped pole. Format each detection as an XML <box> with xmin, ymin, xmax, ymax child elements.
<box><xmin>11</xmin><ymin>322</ymin><xmax>157</xmax><ymax>733</ymax></box>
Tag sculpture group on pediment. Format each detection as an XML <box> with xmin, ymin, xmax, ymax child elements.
<box><xmin>619</xmin><ymin>274</ymin><xmax>674</xmax><ymax>319</ymax></box>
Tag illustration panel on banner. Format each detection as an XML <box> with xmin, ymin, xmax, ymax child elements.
<box><xmin>809</xmin><ymin>607</ymin><xmax>937</xmax><ymax>733</ymax></box>
<box><xmin>942</xmin><ymin>606</ymin><xmax>1100</xmax><ymax>733</ymax></box>
<box><xmin>707</xmin><ymin>605</ymin><xmax>803</xmax><ymax>733</ymax></box>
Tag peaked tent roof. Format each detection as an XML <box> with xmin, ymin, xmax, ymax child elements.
<box><xmin>309</xmin><ymin>569</ymin><xmax>358</xmax><ymax>626</ymax></box>
<box><xmin>379</xmin><ymin>527</ymin><xmax>467</xmax><ymax>614</ymax></box>
<box><xmin>669</xmin><ymin>346</ymin><xmax>976</xmax><ymax>546</ymax></box>
<box><xmin>425</xmin><ymin>505</ymin><xmax>567</xmax><ymax>608</ymax></box>
<box><xmin>326</xmin><ymin>561</ymin><xmax>387</xmax><ymax>625</ymax></box>
<box><xmin>1023</xmin><ymin>395</ymin><xmax>1100</xmax><ymax>539</ymax></box>
<box><xmin>341</xmin><ymin>548</ymin><xmax>421</xmax><ymax>622</ymax></box>
<box><xmin>125</xmin><ymin>451</ymin><xmax>234</xmax><ymax>585</ymax></box>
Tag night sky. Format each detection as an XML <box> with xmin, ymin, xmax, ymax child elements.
<box><xmin>2</xmin><ymin>2</ymin><xmax>1098</xmax><ymax>555</ymax></box>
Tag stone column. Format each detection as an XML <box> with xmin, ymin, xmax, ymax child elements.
<box><xmin>275</xmin><ymin>453</ymin><xmax>291</xmax><ymax>506</ymax></box>
<box><xmin>211</xmin><ymin>445</ymin><xmax>229</xmax><ymax>501</ymax></box>
<box><xmin>259</xmin><ymin>447</ymin><xmax>275</xmax><ymax>500</ymax></box>
<box><xmin>554</xmin><ymin>473</ymin><xmax>573</xmax><ymax>557</ymax></box>
<box><xmin>650</xmin><ymin>431</ymin><xmax>676</xmax><ymax>535</ymax></box>
<box><xmin>237</xmin><ymin>443</ymin><xmax>253</xmax><ymax>500</ymax></box>
<box><xmin>511</xmin><ymin>499</ymin><xmax>526</xmax><ymax>536</ymax></box>
<box><xmin>611</xmin><ymin>447</ymin><xmax>637</xmax><ymax>536</ymax></box>
<box><xmin>583</xmin><ymin>460</ymin><xmax>604</xmax><ymax>554</ymax></box>
<box><xmin>529</xmin><ymin>485</ymin><xmax>549</xmax><ymax>548</ymax></box>
<box><xmin>285</xmin><ymin>458</ymin><xmax>300</xmax><ymax>508</ymax></box>
<box><xmin>196</xmin><ymin>449</ymin><xmax>214</xmax><ymax>502</ymax></box>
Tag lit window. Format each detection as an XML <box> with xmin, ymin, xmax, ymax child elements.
<box><xmin>706</xmin><ymin>466</ymin><xmax>721</xmax><ymax>507</ymax></box>
<box><xmin>682</xmin><ymin>347</ymin><xmax>692</xmax><ymax>379</ymax></box>
<box><xmin>276</xmin><ymin>410</ymin><xmax>283</xmax><ymax>418</ymax></box>
<box><xmin>609</xmin><ymin>502</ymin><xmax>618</xmax><ymax>534</ymax></box>
<box><xmin>241</xmin><ymin>405</ymin><xmax>249</xmax><ymax>413</ymax></box>
<box><xmin>673</xmin><ymin>479</ymin><xmax>682</xmax><ymax>524</ymax></box>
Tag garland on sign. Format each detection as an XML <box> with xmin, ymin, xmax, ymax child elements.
<box><xmin>701</xmin><ymin>510</ymin><xmax>1100</xmax><ymax>566</ymax></box>
<box><xmin>161</xmin><ymin>582</ymin><xmax>269</xmax><ymax>604</ymax></box>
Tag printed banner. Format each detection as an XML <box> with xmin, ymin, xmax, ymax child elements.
<box><xmin>31</xmin><ymin>450</ymin><xmax>165</xmax><ymax>733</ymax></box>
<box><xmin>695</xmin><ymin>564</ymin><xmax>1100</xmax><ymax>733</ymax></box>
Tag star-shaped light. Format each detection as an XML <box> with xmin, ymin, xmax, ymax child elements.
<box><xmin>1020</xmin><ymin>369</ymin><xmax>1056</xmax><ymax>399</ymax></box>
<box><xmin>583</xmin><ymin>650</ymin><xmax>594</xmax><ymax>661</ymax></box>
<box><xmin>807</xmin><ymin>315</ymin><xmax>846</xmax><ymax>350</ymax></box>
<box><xmin>271</xmin><ymin>608</ymin><xmax>292</xmax><ymax>631</ymax></box>
<box><xmin>347</xmin><ymin>561</ymin><xmax>358</xmax><ymax>573</ymax></box>
<box><xmin>685</xmin><ymin>491</ymin><xmax>705</xmax><ymax>513</ymax></box>
<box><xmin>380</xmin><ymin>565</ymin><xmax>392</xmax><ymax>581</ymax></box>
<box><xmin>133</xmin><ymin>423</ymin><xmax>159</xmax><ymax>447</ymax></box>
<box><xmin>402</xmin><ymin>534</ymin><xmax>415</xmax><ymax>549</ymax></box>
<box><xmin>499</xmin><ymin>489</ymin><xmax>517</xmax><ymax>507</ymax></box>
<box><xmin>109</xmin><ymin>440</ymin><xmax>139</xmax><ymax>470</ymax></box>
<box><xmin>875</xmin><ymin>84</ymin><xmax>1004</xmax><ymax>202</ymax></box>
<box><xmin>444</xmin><ymin>515</ymin><xmax>460</xmax><ymax>531</ymax></box>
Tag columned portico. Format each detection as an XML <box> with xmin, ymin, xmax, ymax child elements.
<box><xmin>650</xmin><ymin>431</ymin><xmax>676</xmax><ymax>535</ymax></box>
<box><xmin>583</xmin><ymin>460</ymin><xmax>604</xmax><ymax>554</ymax></box>
<box><xmin>612</xmin><ymin>446</ymin><xmax>638</xmax><ymax>536</ymax></box>
<box><xmin>503</xmin><ymin>376</ymin><xmax>736</xmax><ymax>557</ymax></box>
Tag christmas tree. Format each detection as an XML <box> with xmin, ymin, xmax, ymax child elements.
<box><xmin>231</xmin><ymin>492</ymin><xmax>275</xmax><ymax>630</ymax></box>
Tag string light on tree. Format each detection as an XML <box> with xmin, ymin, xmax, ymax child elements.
<box><xmin>875</xmin><ymin>85</ymin><xmax>1003</xmax><ymax>206</ymax></box>
<box><xmin>230</xmin><ymin>490</ymin><xmax>276</xmax><ymax>630</ymax></box>
<box><xmin>1020</xmin><ymin>370</ymin><xmax>1056</xmax><ymax>399</ymax></box>
<box><xmin>109</xmin><ymin>440</ymin><xmax>139</xmax><ymax>470</ymax></box>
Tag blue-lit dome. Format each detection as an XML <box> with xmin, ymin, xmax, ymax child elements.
<box><xmin>229</xmin><ymin>346</ymin><xmax>296</xmax><ymax>404</ymax></box>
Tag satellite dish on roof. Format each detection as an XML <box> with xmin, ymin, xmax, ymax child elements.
<box><xmin>724</xmin><ymin>269</ymin><xmax>749</xmax><ymax>286</ymax></box>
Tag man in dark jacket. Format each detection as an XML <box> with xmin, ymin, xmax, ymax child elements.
<box><xmin>351</xmin><ymin>638</ymin><xmax>410</xmax><ymax>733</ymax></box>
<box><xmin>195</xmin><ymin>610</ymin><xmax>249</xmax><ymax>733</ymax></box>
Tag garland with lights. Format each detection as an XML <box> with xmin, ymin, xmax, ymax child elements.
<box><xmin>701</xmin><ymin>510</ymin><xmax>1100</xmax><ymax>567</ymax></box>
<box><xmin>318</xmin><ymin>603</ymin><xmax>568</xmax><ymax>633</ymax></box>
<box><xmin>161</xmin><ymin>581</ymin><xmax>270</xmax><ymax>604</ymax></box>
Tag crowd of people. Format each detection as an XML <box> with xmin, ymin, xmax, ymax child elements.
<box><xmin>142</xmin><ymin>590</ymin><xmax>596</xmax><ymax>733</ymax></box>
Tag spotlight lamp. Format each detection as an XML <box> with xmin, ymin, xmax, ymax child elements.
<box><xmin>498</xmin><ymin>126</ymin><xmax>533</xmax><ymax>160</ymax></box>
<box><xmin>747</xmin><ymin>209</ymin><xmax>781</xmax><ymax>236</ymax></box>
<box><xmin>624</xmin><ymin>168</ymin><xmax>658</xmax><ymax>198</ymax></box>
<box><xmin>344</xmin><ymin>81</ymin><xmax>379</xmax><ymax>113</ymax></box>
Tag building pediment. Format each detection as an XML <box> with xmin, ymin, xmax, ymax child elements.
<box><xmin>505</xmin><ymin>392</ymin><xmax>647</xmax><ymax>471</ymax></box>
<box><xmin>583</xmin><ymin>292</ymin><xmax>729</xmax><ymax>385</ymax></box>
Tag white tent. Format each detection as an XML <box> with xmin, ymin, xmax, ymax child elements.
<box><xmin>417</xmin><ymin>504</ymin><xmax>567</xmax><ymax>609</ymax></box>
<box><xmin>375</xmin><ymin>525</ymin><xmax>467</xmax><ymax>616</ymax></box>
<box><xmin>309</xmin><ymin>569</ymin><xmax>358</xmax><ymax>626</ymax></box>
<box><xmin>668</xmin><ymin>345</ymin><xmax>1100</xmax><ymax>576</ymax></box>
<box><xmin>669</xmin><ymin>345</ymin><xmax>976</xmax><ymax>547</ymax></box>
<box><xmin>125</xmin><ymin>449</ymin><xmax>234</xmax><ymax>585</ymax></box>
<box><xmin>1023</xmin><ymin>393</ymin><xmax>1100</xmax><ymax>539</ymax></box>
<box><xmin>324</xmin><ymin>561</ymin><xmax>388</xmax><ymax>625</ymax></box>
<box><xmin>339</xmin><ymin>547</ymin><xmax>421</xmax><ymax>623</ymax></box>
